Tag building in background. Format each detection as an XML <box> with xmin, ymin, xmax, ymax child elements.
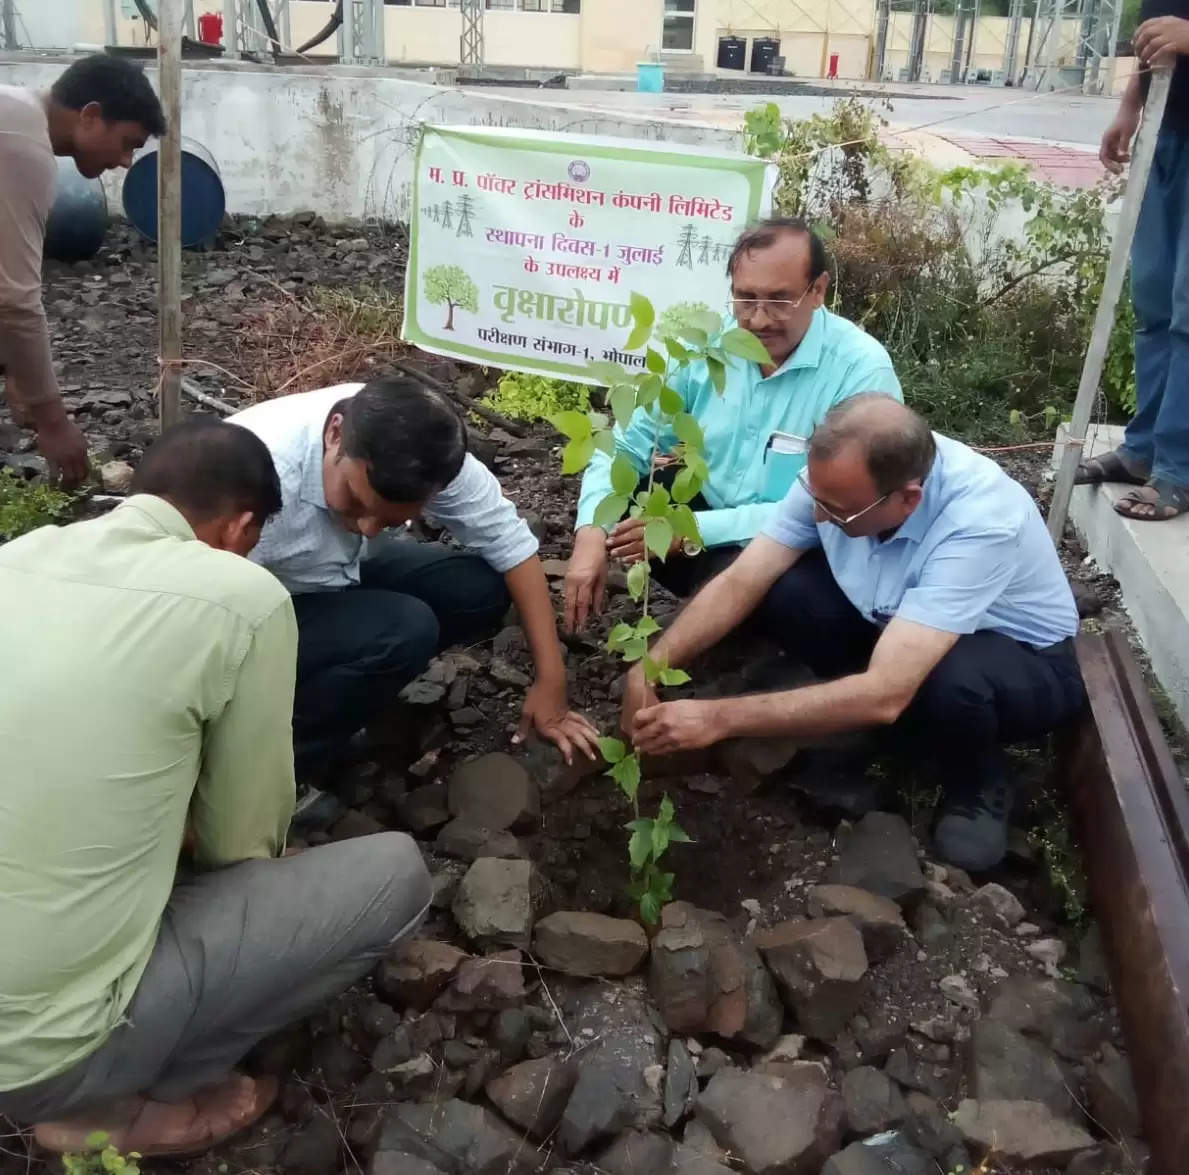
<box><xmin>8</xmin><ymin>0</ymin><xmax>1135</xmax><ymax>91</ymax></box>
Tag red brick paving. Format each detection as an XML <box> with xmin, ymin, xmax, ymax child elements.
<box><xmin>941</xmin><ymin>135</ymin><xmax>1106</xmax><ymax>188</ymax></box>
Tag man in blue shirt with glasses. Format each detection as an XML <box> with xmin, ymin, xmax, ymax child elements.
<box><xmin>564</xmin><ymin>218</ymin><xmax>901</xmax><ymax>631</ymax></box>
<box><xmin>620</xmin><ymin>394</ymin><xmax>1085</xmax><ymax>873</ymax></box>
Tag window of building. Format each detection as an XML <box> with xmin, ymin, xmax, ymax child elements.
<box><xmin>519</xmin><ymin>0</ymin><xmax>579</xmax><ymax>11</ymax></box>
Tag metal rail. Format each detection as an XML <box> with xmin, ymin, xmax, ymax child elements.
<box><xmin>1058</xmin><ymin>631</ymin><xmax>1189</xmax><ymax>1175</ymax></box>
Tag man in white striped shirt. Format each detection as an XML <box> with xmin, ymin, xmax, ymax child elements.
<box><xmin>232</xmin><ymin>377</ymin><xmax>598</xmax><ymax>803</ymax></box>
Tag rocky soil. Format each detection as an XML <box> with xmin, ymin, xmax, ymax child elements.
<box><xmin>0</xmin><ymin>218</ymin><xmax>1153</xmax><ymax>1175</ymax></box>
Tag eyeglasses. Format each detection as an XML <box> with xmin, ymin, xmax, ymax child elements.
<box><xmin>729</xmin><ymin>281</ymin><xmax>814</xmax><ymax>322</ymax></box>
<box><xmin>797</xmin><ymin>469</ymin><xmax>889</xmax><ymax>527</ymax></box>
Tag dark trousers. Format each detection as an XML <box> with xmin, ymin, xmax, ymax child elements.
<box><xmin>758</xmin><ymin>550</ymin><xmax>1087</xmax><ymax>791</ymax></box>
<box><xmin>637</xmin><ymin>467</ymin><xmax>742</xmax><ymax>598</ymax></box>
<box><xmin>291</xmin><ymin>540</ymin><xmax>509</xmax><ymax>781</ymax></box>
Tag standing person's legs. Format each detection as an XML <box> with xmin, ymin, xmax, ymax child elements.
<box><xmin>291</xmin><ymin>589</ymin><xmax>440</xmax><ymax>782</ymax></box>
<box><xmin>1147</xmin><ymin>130</ymin><xmax>1189</xmax><ymax>487</ymax></box>
<box><xmin>3</xmin><ymin>833</ymin><xmax>430</xmax><ymax>1138</ymax></box>
<box><xmin>1121</xmin><ymin>129</ymin><xmax>1185</xmax><ymax>475</ymax></box>
<box><xmin>360</xmin><ymin>538</ymin><xmax>511</xmax><ymax>649</ymax></box>
<box><xmin>903</xmin><ymin>632</ymin><xmax>1086</xmax><ymax>871</ymax></box>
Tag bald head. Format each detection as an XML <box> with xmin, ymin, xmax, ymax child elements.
<box><xmin>810</xmin><ymin>394</ymin><xmax>935</xmax><ymax>496</ymax></box>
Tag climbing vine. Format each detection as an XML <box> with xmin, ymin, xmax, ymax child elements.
<box><xmin>551</xmin><ymin>294</ymin><xmax>769</xmax><ymax>923</ymax></box>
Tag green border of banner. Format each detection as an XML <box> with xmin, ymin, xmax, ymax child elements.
<box><xmin>402</xmin><ymin>126</ymin><xmax>771</xmax><ymax>382</ymax></box>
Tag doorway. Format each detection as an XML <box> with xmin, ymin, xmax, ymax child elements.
<box><xmin>662</xmin><ymin>0</ymin><xmax>695</xmax><ymax>51</ymax></box>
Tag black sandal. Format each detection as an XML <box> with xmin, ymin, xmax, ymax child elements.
<box><xmin>1074</xmin><ymin>449</ymin><xmax>1149</xmax><ymax>486</ymax></box>
<box><xmin>1114</xmin><ymin>480</ymin><xmax>1189</xmax><ymax>522</ymax></box>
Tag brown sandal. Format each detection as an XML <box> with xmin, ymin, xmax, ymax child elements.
<box><xmin>1074</xmin><ymin>449</ymin><xmax>1149</xmax><ymax>486</ymax></box>
<box><xmin>1114</xmin><ymin>480</ymin><xmax>1189</xmax><ymax>522</ymax></box>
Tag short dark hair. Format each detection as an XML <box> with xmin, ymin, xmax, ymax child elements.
<box><xmin>810</xmin><ymin>393</ymin><xmax>936</xmax><ymax>495</ymax></box>
<box><xmin>727</xmin><ymin>217</ymin><xmax>829</xmax><ymax>284</ymax></box>
<box><xmin>131</xmin><ymin>418</ymin><xmax>282</xmax><ymax>526</ymax></box>
<box><xmin>335</xmin><ymin>375</ymin><xmax>468</xmax><ymax>503</ymax></box>
<box><xmin>51</xmin><ymin>54</ymin><xmax>166</xmax><ymax>137</ymax></box>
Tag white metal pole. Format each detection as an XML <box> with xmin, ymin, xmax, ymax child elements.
<box><xmin>158</xmin><ymin>0</ymin><xmax>184</xmax><ymax>432</ymax></box>
<box><xmin>103</xmin><ymin>0</ymin><xmax>118</xmax><ymax>46</ymax></box>
<box><xmin>1048</xmin><ymin>67</ymin><xmax>1172</xmax><ymax>542</ymax></box>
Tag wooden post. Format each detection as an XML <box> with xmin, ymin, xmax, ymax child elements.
<box><xmin>158</xmin><ymin>0</ymin><xmax>183</xmax><ymax>431</ymax></box>
<box><xmin>1047</xmin><ymin>67</ymin><xmax>1172</xmax><ymax>543</ymax></box>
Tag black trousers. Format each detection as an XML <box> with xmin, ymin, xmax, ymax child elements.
<box><xmin>291</xmin><ymin>540</ymin><xmax>509</xmax><ymax>780</ymax></box>
<box><xmin>757</xmin><ymin>550</ymin><xmax>1087</xmax><ymax>790</ymax></box>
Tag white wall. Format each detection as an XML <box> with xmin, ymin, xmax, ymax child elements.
<box><xmin>0</xmin><ymin>57</ymin><xmax>740</xmax><ymax>222</ymax></box>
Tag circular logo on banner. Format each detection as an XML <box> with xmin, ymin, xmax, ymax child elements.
<box><xmin>568</xmin><ymin>160</ymin><xmax>591</xmax><ymax>183</ymax></box>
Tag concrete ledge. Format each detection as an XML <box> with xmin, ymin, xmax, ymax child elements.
<box><xmin>1056</xmin><ymin>423</ymin><xmax>1189</xmax><ymax>728</ymax></box>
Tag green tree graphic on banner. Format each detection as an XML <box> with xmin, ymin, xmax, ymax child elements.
<box><xmin>424</xmin><ymin>265</ymin><xmax>479</xmax><ymax>331</ymax></box>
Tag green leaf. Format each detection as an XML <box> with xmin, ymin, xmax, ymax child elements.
<box><xmin>610</xmin><ymin>455</ymin><xmax>639</xmax><ymax>497</ymax></box>
<box><xmin>679</xmin><ymin>326</ymin><xmax>708</xmax><ymax>347</ymax></box>
<box><xmin>634</xmin><ymin>615</ymin><xmax>662</xmax><ymax>638</ymax></box>
<box><xmin>620</xmin><ymin>635</ymin><xmax>649</xmax><ymax>662</ymax></box>
<box><xmin>645</xmin><ymin>348</ymin><xmax>666</xmax><ymax>374</ymax></box>
<box><xmin>664</xmin><ymin>337</ymin><xmax>691</xmax><ymax>362</ymax></box>
<box><xmin>593</xmin><ymin>493</ymin><xmax>629</xmax><ymax>530</ymax></box>
<box><xmin>626</xmin><ymin>291</ymin><xmax>656</xmax><ymax>351</ymax></box>
<box><xmin>588</xmin><ymin>411</ymin><xmax>609</xmax><ymax>431</ymax></box>
<box><xmin>670</xmin><ymin>504</ymin><xmax>700</xmax><ymax>544</ymax></box>
<box><xmin>609</xmin><ymin>384</ymin><xmax>636</xmax><ymax>429</ymax></box>
<box><xmin>706</xmin><ymin>355</ymin><xmax>727</xmax><ymax>395</ymax></box>
<box><xmin>599</xmin><ymin>736</ymin><xmax>626</xmax><ymax>763</ymax></box>
<box><xmin>636</xmin><ymin>373</ymin><xmax>662</xmax><ymax>409</ymax></box>
<box><xmin>673</xmin><ymin>413</ymin><xmax>705</xmax><ymax>451</ymax></box>
<box><xmin>671</xmin><ymin>467</ymin><xmax>701</xmax><ymax>504</ymax></box>
<box><xmin>640</xmin><ymin>890</ymin><xmax>662</xmax><ymax>926</ymax></box>
<box><xmin>611</xmin><ymin>755</ymin><xmax>641</xmax><ymax>804</ymax></box>
<box><xmin>606</xmin><ymin>621</ymin><xmax>634</xmax><ymax>651</ymax></box>
<box><xmin>644</xmin><ymin>517</ymin><xmax>674</xmax><ymax>560</ymax></box>
<box><xmin>86</xmin><ymin>1133</ymin><xmax>111</xmax><ymax>1151</ymax></box>
<box><xmin>721</xmin><ymin>327</ymin><xmax>773</xmax><ymax>365</ymax></box>
<box><xmin>626</xmin><ymin>818</ymin><xmax>653</xmax><ymax>868</ymax></box>
<box><xmin>593</xmin><ymin>428</ymin><xmax>615</xmax><ymax>456</ymax></box>
<box><xmin>642</xmin><ymin>486</ymin><xmax>671</xmax><ymax>517</ymax></box>
<box><xmin>657</xmin><ymin>793</ymin><xmax>676</xmax><ymax>825</ymax></box>
<box><xmin>660</xmin><ymin>667</ymin><xmax>691</xmax><ymax>686</ymax></box>
<box><xmin>667</xmin><ymin>820</ymin><xmax>692</xmax><ymax>843</ymax></box>
<box><xmin>651</xmin><ymin>819</ymin><xmax>671</xmax><ymax>860</ymax></box>
<box><xmin>1009</xmin><ymin>408</ymin><xmax>1022</xmax><ymax>426</ymax></box>
<box><xmin>626</xmin><ymin>560</ymin><xmax>650</xmax><ymax>601</ymax></box>
<box><xmin>587</xmin><ymin>359</ymin><xmax>627</xmax><ymax>386</ymax></box>
<box><xmin>685</xmin><ymin>451</ymin><xmax>710</xmax><ymax>483</ymax></box>
<box><xmin>549</xmin><ymin>410</ymin><xmax>591</xmax><ymax>441</ymax></box>
<box><xmin>561</xmin><ymin>434</ymin><xmax>596</xmax><ymax>474</ymax></box>
<box><xmin>642</xmin><ymin>654</ymin><xmax>664</xmax><ymax>684</ymax></box>
<box><xmin>659</xmin><ymin>385</ymin><xmax>684</xmax><ymax>416</ymax></box>
<box><xmin>654</xmin><ymin>870</ymin><xmax>676</xmax><ymax>901</ymax></box>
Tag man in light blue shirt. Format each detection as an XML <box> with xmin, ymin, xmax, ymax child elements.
<box><xmin>232</xmin><ymin>377</ymin><xmax>598</xmax><ymax>809</ymax></box>
<box><xmin>620</xmin><ymin>395</ymin><xmax>1085</xmax><ymax>872</ymax></box>
<box><xmin>564</xmin><ymin>218</ymin><xmax>901</xmax><ymax>630</ymax></box>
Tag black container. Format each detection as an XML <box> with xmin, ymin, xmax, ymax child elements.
<box><xmin>750</xmin><ymin>36</ymin><xmax>781</xmax><ymax>74</ymax></box>
<box><xmin>717</xmin><ymin>35</ymin><xmax>746</xmax><ymax>70</ymax></box>
<box><xmin>45</xmin><ymin>159</ymin><xmax>107</xmax><ymax>262</ymax></box>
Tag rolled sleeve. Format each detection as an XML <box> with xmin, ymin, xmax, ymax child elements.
<box><xmin>761</xmin><ymin>478</ymin><xmax>821</xmax><ymax>551</ymax></box>
<box><xmin>425</xmin><ymin>453</ymin><xmax>538</xmax><ymax>573</ymax></box>
<box><xmin>191</xmin><ymin>598</ymin><xmax>298</xmax><ymax>867</ymax></box>
<box><xmin>895</xmin><ymin>530</ymin><xmax>1019</xmax><ymax>635</ymax></box>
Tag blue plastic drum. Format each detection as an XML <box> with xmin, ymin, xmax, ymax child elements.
<box><xmin>45</xmin><ymin>158</ymin><xmax>108</xmax><ymax>262</ymax></box>
<box><xmin>121</xmin><ymin>136</ymin><xmax>225</xmax><ymax>248</ymax></box>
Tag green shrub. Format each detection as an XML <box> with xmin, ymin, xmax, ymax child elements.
<box><xmin>479</xmin><ymin>372</ymin><xmax>590</xmax><ymax>422</ymax></box>
<box><xmin>747</xmin><ymin>101</ymin><xmax>1132</xmax><ymax>441</ymax></box>
<box><xmin>62</xmin><ymin>1132</ymin><xmax>140</xmax><ymax>1175</ymax></box>
<box><xmin>0</xmin><ymin>468</ymin><xmax>74</xmax><ymax>541</ymax></box>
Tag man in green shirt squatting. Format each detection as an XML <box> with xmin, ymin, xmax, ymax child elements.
<box><xmin>0</xmin><ymin>420</ymin><xmax>431</xmax><ymax>1157</ymax></box>
<box><xmin>564</xmin><ymin>217</ymin><xmax>902</xmax><ymax>630</ymax></box>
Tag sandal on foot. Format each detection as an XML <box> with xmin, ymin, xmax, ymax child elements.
<box><xmin>1074</xmin><ymin>449</ymin><xmax>1149</xmax><ymax>486</ymax></box>
<box><xmin>1114</xmin><ymin>480</ymin><xmax>1189</xmax><ymax>521</ymax></box>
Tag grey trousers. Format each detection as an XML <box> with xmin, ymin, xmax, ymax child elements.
<box><xmin>0</xmin><ymin>832</ymin><xmax>431</xmax><ymax>1123</ymax></box>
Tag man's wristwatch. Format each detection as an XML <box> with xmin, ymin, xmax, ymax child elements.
<box><xmin>681</xmin><ymin>538</ymin><xmax>701</xmax><ymax>558</ymax></box>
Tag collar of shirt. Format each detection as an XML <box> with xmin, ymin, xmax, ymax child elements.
<box><xmin>879</xmin><ymin>447</ymin><xmax>945</xmax><ymax>547</ymax></box>
<box><xmin>773</xmin><ymin>306</ymin><xmax>826</xmax><ymax>375</ymax></box>
<box><xmin>297</xmin><ymin>414</ymin><xmax>329</xmax><ymax>511</ymax></box>
<box><xmin>118</xmin><ymin>494</ymin><xmax>197</xmax><ymax>541</ymax></box>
